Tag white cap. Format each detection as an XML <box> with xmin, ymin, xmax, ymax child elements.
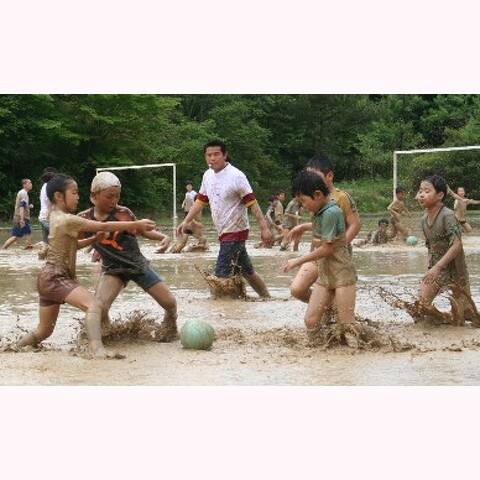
<box><xmin>91</xmin><ymin>171</ymin><xmax>121</xmax><ymax>193</ymax></box>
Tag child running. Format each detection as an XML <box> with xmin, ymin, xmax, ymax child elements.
<box><xmin>416</xmin><ymin>174</ymin><xmax>477</xmax><ymax>324</ymax></box>
<box><xmin>16</xmin><ymin>173</ymin><xmax>156</xmax><ymax>358</ymax></box>
<box><xmin>282</xmin><ymin>170</ymin><xmax>359</xmax><ymax>343</ymax></box>
<box><xmin>77</xmin><ymin>171</ymin><xmax>178</xmax><ymax>341</ymax></box>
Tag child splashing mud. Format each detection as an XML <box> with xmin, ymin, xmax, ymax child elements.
<box><xmin>16</xmin><ymin>173</ymin><xmax>156</xmax><ymax>358</ymax></box>
<box><xmin>282</xmin><ymin>170</ymin><xmax>361</xmax><ymax>346</ymax></box>
<box><xmin>78</xmin><ymin>171</ymin><xmax>178</xmax><ymax>341</ymax></box>
<box><xmin>415</xmin><ymin>174</ymin><xmax>480</xmax><ymax>325</ymax></box>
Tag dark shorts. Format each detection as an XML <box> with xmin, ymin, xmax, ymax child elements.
<box><xmin>37</xmin><ymin>264</ymin><xmax>80</xmax><ymax>307</ymax></box>
<box><xmin>11</xmin><ymin>219</ymin><xmax>31</xmax><ymax>237</ymax></box>
<box><xmin>215</xmin><ymin>240</ymin><xmax>255</xmax><ymax>278</ymax></box>
<box><xmin>107</xmin><ymin>265</ymin><xmax>163</xmax><ymax>290</ymax></box>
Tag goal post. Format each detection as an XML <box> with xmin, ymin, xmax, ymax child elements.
<box><xmin>393</xmin><ymin>145</ymin><xmax>480</xmax><ymax>200</ymax></box>
<box><xmin>95</xmin><ymin>163</ymin><xmax>178</xmax><ymax>237</ymax></box>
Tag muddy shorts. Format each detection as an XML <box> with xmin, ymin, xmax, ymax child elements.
<box><xmin>107</xmin><ymin>265</ymin><xmax>163</xmax><ymax>290</ymax></box>
<box><xmin>37</xmin><ymin>264</ymin><xmax>80</xmax><ymax>307</ymax></box>
<box><xmin>215</xmin><ymin>240</ymin><xmax>254</xmax><ymax>277</ymax></box>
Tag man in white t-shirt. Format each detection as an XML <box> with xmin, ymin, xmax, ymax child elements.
<box><xmin>177</xmin><ymin>140</ymin><xmax>272</xmax><ymax>298</ymax></box>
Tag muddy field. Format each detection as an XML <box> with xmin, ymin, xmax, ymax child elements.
<box><xmin>2</xmin><ymin>227</ymin><xmax>480</xmax><ymax>386</ymax></box>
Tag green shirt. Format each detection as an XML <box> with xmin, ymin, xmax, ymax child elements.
<box><xmin>312</xmin><ymin>200</ymin><xmax>345</xmax><ymax>241</ymax></box>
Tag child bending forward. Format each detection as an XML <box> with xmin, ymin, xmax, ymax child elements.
<box><xmin>78</xmin><ymin>171</ymin><xmax>178</xmax><ymax>341</ymax></box>
<box><xmin>16</xmin><ymin>174</ymin><xmax>156</xmax><ymax>358</ymax></box>
<box><xmin>282</xmin><ymin>170</ymin><xmax>358</xmax><ymax>335</ymax></box>
<box><xmin>416</xmin><ymin>174</ymin><xmax>476</xmax><ymax>324</ymax></box>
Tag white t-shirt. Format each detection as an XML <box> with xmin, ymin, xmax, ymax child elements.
<box><xmin>39</xmin><ymin>183</ymin><xmax>52</xmax><ymax>221</ymax></box>
<box><xmin>198</xmin><ymin>163</ymin><xmax>253</xmax><ymax>237</ymax></box>
<box><xmin>183</xmin><ymin>189</ymin><xmax>197</xmax><ymax>212</ymax></box>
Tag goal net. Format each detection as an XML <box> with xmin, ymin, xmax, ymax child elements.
<box><xmin>95</xmin><ymin>163</ymin><xmax>178</xmax><ymax>237</ymax></box>
<box><xmin>393</xmin><ymin>145</ymin><xmax>480</xmax><ymax>200</ymax></box>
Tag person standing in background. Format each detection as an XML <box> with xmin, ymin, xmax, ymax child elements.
<box><xmin>2</xmin><ymin>178</ymin><xmax>34</xmax><ymax>250</ymax></box>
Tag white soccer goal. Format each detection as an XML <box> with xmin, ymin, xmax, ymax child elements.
<box><xmin>393</xmin><ymin>145</ymin><xmax>480</xmax><ymax>200</ymax></box>
<box><xmin>95</xmin><ymin>163</ymin><xmax>178</xmax><ymax>236</ymax></box>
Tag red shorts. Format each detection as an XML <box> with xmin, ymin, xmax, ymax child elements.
<box><xmin>37</xmin><ymin>264</ymin><xmax>80</xmax><ymax>307</ymax></box>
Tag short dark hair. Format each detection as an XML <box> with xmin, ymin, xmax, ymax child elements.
<box><xmin>292</xmin><ymin>170</ymin><xmax>330</xmax><ymax>198</ymax></box>
<box><xmin>395</xmin><ymin>186</ymin><xmax>406</xmax><ymax>194</ymax></box>
<box><xmin>378</xmin><ymin>218</ymin><xmax>389</xmax><ymax>227</ymax></box>
<box><xmin>422</xmin><ymin>174</ymin><xmax>447</xmax><ymax>202</ymax></box>
<box><xmin>185</xmin><ymin>180</ymin><xmax>193</xmax><ymax>187</ymax></box>
<box><xmin>46</xmin><ymin>173</ymin><xmax>76</xmax><ymax>203</ymax></box>
<box><xmin>268</xmin><ymin>195</ymin><xmax>277</xmax><ymax>203</ymax></box>
<box><xmin>305</xmin><ymin>153</ymin><xmax>334</xmax><ymax>175</ymax></box>
<box><xmin>203</xmin><ymin>139</ymin><xmax>227</xmax><ymax>154</ymax></box>
<box><xmin>40</xmin><ymin>167</ymin><xmax>58</xmax><ymax>183</ymax></box>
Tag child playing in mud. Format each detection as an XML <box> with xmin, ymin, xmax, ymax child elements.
<box><xmin>256</xmin><ymin>195</ymin><xmax>283</xmax><ymax>248</ymax></box>
<box><xmin>354</xmin><ymin>218</ymin><xmax>395</xmax><ymax>247</ymax></box>
<box><xmin>453</xmin><ymin>187</ymin><xmax>480</xmax><ymax>234</ymax></box>
<box><xmin>280</xmin><ymin>197</ymin><xmax>303</xmax><ymax>251</ymax></box>
<box><xmin>287</xmin><ymin>154</ymin><xmax>361</xmax><ymax>303</ymax></box>
<box><xmin>15</xmin><ymin>173</ymin><xmax>156</xmax><ymax>358</ymax></box>
<box><xmin>416</xmin><ymin>174</ymin><xmax>478</xmax><ymax>325</ymax></box>
<box><xmin>282</xmin><ymin>170</ymin><xmax>360</xmax><ymax>345</ymax></box>
<box><xmin>77</xmin><ymin>171</ymin><xmax>178</xmax><ymax>341</ymax></box>
<box><xmin>387</xmin><ymin>186</ymin><xmax>412</xmax><ymax>240</ymax></box>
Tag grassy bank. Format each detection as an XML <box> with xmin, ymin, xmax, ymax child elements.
<box><xmin>337</xmin><ymin>177</ymin><xmax>395</xmax><ymax>215</ymax></box>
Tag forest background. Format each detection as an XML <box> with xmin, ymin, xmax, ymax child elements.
<box><xmin>1</xmin><ymin>93</ymin><xmax>480</xmax><ymax>221</ymax></box>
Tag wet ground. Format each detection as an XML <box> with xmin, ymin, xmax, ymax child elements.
<box><xmin>2</xmin><ymin>225</ymin><xmax>480</xmax><ymax>385</ymax></box>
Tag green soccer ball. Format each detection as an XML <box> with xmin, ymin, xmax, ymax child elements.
<box><xmin>405</xmin><ymin>235</ymin><xmax>418</xmax><ymax>246</ymax></box>
<box><xmin>180</xmin><ymin>320</ymin><xmax>215</xmax><ymax>350</ymax></box>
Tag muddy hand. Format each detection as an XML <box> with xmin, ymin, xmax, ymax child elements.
<box><xmin>282</xmin><ymin>259</ymin><xmax>296</xmax><ymax>273</ymax></box>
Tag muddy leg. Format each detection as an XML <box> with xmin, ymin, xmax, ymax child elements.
<box><xmin>290</xmin><ymin>261</ymin><xmax>318</xmax><ymax>303</ymax></box>
<box><xmin>244</xmin><ymin>272</ymin><xmax>270</xmax><ymax>298</ymax></box>
<box><xmin>95</xmin><ymin>274</ymin><xmax>124</xmax><ymax>326</ymax></box>
<box><xmin>16</xmin><ymin>304</ymin><xmax>60</xmax><ymax>347</ymax></box>
<box><xmin>145</xmin><ymin>282</ymin><xmax>178</xmax><ymax>342</ymax></box>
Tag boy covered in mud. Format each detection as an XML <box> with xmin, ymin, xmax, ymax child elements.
<box><xmin>282</xmin><ymin>170</ymin><xmax>360</xmax><ymax>344</ymax></box>
<box><xmin>280</xmin><ymin>197</ymin><xmax>303</xmax><ymax>251</ymax></box>
<box><xmin>256</xmin><ymin>195</ymin><xmax>283</xmax><ymax>248</ymax></box>
<box><xmin>387</xmin><ymin>186</ymin><xmax>412</xmax><ymax>240</ymax></box>
<box><xmin>287</xmin><ymin>154</ymin><xmax>361</xmax><ymax>303</ymax></box>
<box><xmin>78</xmin><ymin>171</ymin><xmax>178</xmax><ymax>341</ymax></box>
<box><xmin>354</xmin><ymin>218</ymin><xmax>395</xmax><ymax>247</ymax></box>
<box><xmin>453</xmin><ymin>187</ymin><xmax>480</xmax><ymax>234</ymax></box>
<box><xmin>416</xmin><ymin>174</ymin><xmax>478</xmax><ymax>325</ymax></box>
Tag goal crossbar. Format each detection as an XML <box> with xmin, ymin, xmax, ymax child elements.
<box><xmin>95</xmin><ymin>163</ymin><xmax>178</xmax><ymax>236</ymax></box>
<box><xmin>393</xmin><ymin>145</ymin><xmax>480</xmax><ymax>199</ymax></box>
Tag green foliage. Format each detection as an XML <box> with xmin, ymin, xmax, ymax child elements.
<box><xmin>337</xmin><ymin>178</ymin><xmax>395</xmax><ymax>215</ymax></box>
<box><xmin>1</xmin><ymin>93</ymin><xmax>480</xmax><ymax>219</ymax></box>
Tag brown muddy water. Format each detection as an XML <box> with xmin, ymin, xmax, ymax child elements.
<box><xmin>2</xmin><ymin>227</ymin><xmax>480</xmax><ymax>385</ymax></box>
